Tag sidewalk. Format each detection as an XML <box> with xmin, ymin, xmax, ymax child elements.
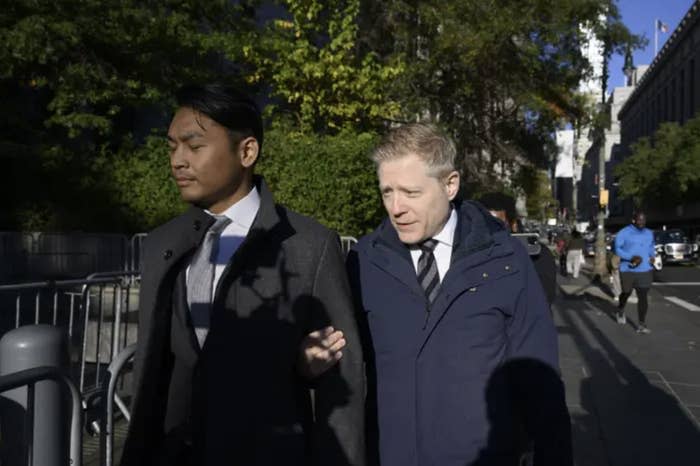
<box><xmin>554</xmin><ymin>267</ymin><xmax>700</xmax><ymax>465</ymax></box>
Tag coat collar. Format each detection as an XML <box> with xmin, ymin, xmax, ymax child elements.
<box><xmin>370</xmin><ymin>199</ymin><xmax>504</xmax><ymax>266</ymax></box>
<box><xmin>365</xmin><ymin>199</ymin><xmax>508</xmax><ymax>304</ymax></box>
<box><xmin>364</xmin><ymin>200</ymin><xmax>512</xmax><ymax>347</ymax></box>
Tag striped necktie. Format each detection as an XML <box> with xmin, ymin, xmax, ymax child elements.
<box><xmin>417</xmin><ymin>238</ymin><xmax>440</xmax><ymax>304</ymax></box>
<box><xmin>187</xmin><ymin>215</ymin><xmax>232</xmax><ymax>347</ymax></box>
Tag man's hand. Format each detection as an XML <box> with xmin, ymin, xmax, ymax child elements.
<box><xmin>630</xmin><ymin>255</ymin><xmax>642</xmax><ymax>267</ymax></box>
<box><xmin>298</xmin><ymin>326</ymin><xmax>346</xmax><ymax>379</ymax></box>
<box><xmin>649</xmin><ymin>256</ymin><xmax>656</xmax><ymax>266</ymax></box>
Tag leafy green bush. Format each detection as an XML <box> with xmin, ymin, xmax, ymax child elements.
<box><xmin>259</xmin><ymin>125</ymin><xmax>383</xmax><ymax>237</ymax></box>
<box><xmin>108</xmin><ymin>136</ymin><xmax>186</xmax><ymax>232</ymax></box>
<box><xmin>104</xmin><ymin>127</ymin><xmax>384</xmax><ymax>237</ymax></box>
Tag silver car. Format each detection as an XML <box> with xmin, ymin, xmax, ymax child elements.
<box><xmin>654</xmin><ymin>229</ymin><xmax>699</xmax><ymax>265</ymax></box>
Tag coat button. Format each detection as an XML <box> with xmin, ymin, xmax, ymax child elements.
<box><xmin>505</xmin><ymin>265</ymin><xmax>511</xmax><ymax>271</ymax></box>
<box><xmin>194</xmin><ymin>220</ymin><xmax>202</xmax><ymax>231</ymax></box>
<box><xmin>482</xmin><ymin>272</ymin><xmax>489</xmax><ymax>278</ymax></box>
<box><xmin>163</xmin><ymin>249</ymin><xmax>173</xmax><ymax>260</ymax></box>
<box><xmin>469</xmin><ymin>287</ymin><xmax>477</xmax><ymax>292</ymax></box>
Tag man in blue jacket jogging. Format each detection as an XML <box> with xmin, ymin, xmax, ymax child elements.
<box><xmin>613</xmin><ymin>211</ymin><xmax>656</xmax><ymax>333</ymax></box>
<box><xmin>342</xmin><ymin>123</ymin><xmax>571</xmax><ymax>465</ymax></box>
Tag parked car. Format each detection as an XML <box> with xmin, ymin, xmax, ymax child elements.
<box><xmin>654</xmin><ymin>229</ymin><xmax>699</xmax><ymax>265</ymax></box>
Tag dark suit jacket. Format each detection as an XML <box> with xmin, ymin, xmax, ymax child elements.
<box><xmin>121</xmin><ymin>177</ymin><xmax>365</xmax><ymax>466</ymax></box>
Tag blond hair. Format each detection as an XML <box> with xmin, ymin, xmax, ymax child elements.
<box><xmin>371</xmin><ymin>123</ymin><xmax>457</xmax><ymax>177</ymax></box>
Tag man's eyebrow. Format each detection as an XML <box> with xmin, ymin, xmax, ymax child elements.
<box><xmin>167</xmin><ymin>131</ymin><xmax>205</xmax><ymax>143</ymax></box>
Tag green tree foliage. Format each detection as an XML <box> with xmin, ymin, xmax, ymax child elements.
<box><xmin>1</xmin><ymin>0</ymin><xmax>257</xmax><ymax>138</ymax></box>
<box><xmin>1</xmin><ymin>0</ymin><xmax>642</xmax><ymax>234</ymax></box>
<box><xmin>615</xmin><ymin>116</ymin><xmax>700</xmax><ymax>208</ymax></box>
<box><xmin>107</xmin><ymin>136</ymin><xmax>187</xmax><ymax>231</ymax></box>
<box><xmin>357</xmin><ymin>0</ymin><xmax>641</xmax><ymax>193</ymax></box>
<box><xmin>259</xmin><ymin>122</ymin><xmax>383</xmax><ymax>236</ymax></box>
<box><xmin>250</xmin><ymin>0</ymin><xmax>404</xmax><ymax>132</ymax></box>
<box><xmin>514</xmin><ymin>165</ymin><xmax>558</xmax><ymax>220</ymax></box>
<box><xmin>0</xmin><ymin>0</ymin><xmax>259</xmax><ymax>231</ymax></box>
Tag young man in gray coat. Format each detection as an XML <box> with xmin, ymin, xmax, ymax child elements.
<box><xmin>121</xmin><ymin>84</ymin><xmax>364</xmax><ymax>466</ymax></box>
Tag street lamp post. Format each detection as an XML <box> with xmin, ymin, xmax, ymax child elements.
<box><xmin>623</xmin><ymin>47</ymin><xmax>635</xmax><ymax>86</ymax></box>
<box><xmin>594</xmin><ymin>100</ymin><xmax>607</xmax><ymax>278</ymax></box>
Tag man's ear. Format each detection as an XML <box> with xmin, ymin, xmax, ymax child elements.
<box><xmin>239</xmin><ymin>137</ymin><xmax>259</xmax><ymax>168</ymax></box>
<box><xmin>444</xmin><ymin>170</ymin><xmax>460</xmax><ymax>201</ymax></box>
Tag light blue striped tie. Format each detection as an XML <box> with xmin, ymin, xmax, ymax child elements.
<box><xmin>187</xmin><ymin>215</ymin><xmax>231</xmax><ymax>347</ymax></box>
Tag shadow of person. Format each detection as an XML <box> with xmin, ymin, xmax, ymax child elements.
<box><xmin>559</xmin><ymin>280</ymin><xmax>623</xmax><ymax>324</ymax></box>
<box><xmin>124</xmin><ymin>217</ymin><xmax>359</xmax><ymax>466</ymax></box>
<box><xmin>559</xmin><ymin>297</ymin><xmax>700</xmax><ymax>466</ymax></box>
<box><xmin>472</xmin><ymin>358</ymin><xmax>572</xmax><ymax>466</ymax></box>
<box><xmin>190</xmin><ymin>226</ymin><xmax>355</xmax><ymax>466</ymax></box>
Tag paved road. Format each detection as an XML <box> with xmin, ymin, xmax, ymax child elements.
<box><xmin>653</xmin><ymin>263</ymin><xmax>700</xmax><ymax>312</ymax></box>
<box><xmin>556</xmin><ymin>264</ymin><xmax>700</xmax><ymax>465</ymax></box>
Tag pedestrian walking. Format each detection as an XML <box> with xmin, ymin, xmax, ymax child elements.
<box><xmin>121</xmin><ymin>84</ymin><xmax>365</xmax><ymax>466</ymax></box>
<box><xmin>305</xmin><ymin>123</ymin><xmax>572</xmax><ymax>465</ymax></box>
<box><xmin>607</xmin><ymin>251</ymin><xmax>622</xmax><ymax>301</ymax></box>
<box><xmin>566</xmin><ymin>230</ymin><xmax>585</xmax><ymax>279</ymax></box>
<box><xmin>614</xmin><ymin>211</ymin><xmax>656</xmax><ymax>333</ymax></box>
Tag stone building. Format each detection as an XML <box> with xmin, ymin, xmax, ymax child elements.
<box><xmin>614</xmin><ymin>1</ymin><xmax>700</xmax><ymax>230</ymax></box>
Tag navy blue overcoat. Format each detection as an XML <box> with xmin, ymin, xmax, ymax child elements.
<box><xmin>348</xmin><ymin>201</ymin><xmax>571</xmax><ymax>466</ymax></box>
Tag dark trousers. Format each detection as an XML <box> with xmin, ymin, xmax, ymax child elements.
<box><xmin>619</xmin><ymin>287</ymin><xmax>650</xmax><ymax>324</ymax></box>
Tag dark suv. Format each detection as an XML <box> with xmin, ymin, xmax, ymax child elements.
<box><xmin>654</xmin><ymin>229</ymin><xmax>699</xmax><ymax>265</ymax></box>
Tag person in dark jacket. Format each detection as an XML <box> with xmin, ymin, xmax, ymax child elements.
<box><xmin>307</xmin><ymin>124</ymin><xmax>572</xmax><ymax>464</ymax></box>
<box><xmin>120</xmin><ymin>84</ymin><xmax>365</xmax><ymax>466</ymax></box>
<box><xmin>477</xmin><ymin>192</ymin><xmax>557</xmax><ymax>306</ymax></box>
<box><xmin>346</xmin><ymin>123</ymin><xmax>571</xmax><ymax>466</ymax></box>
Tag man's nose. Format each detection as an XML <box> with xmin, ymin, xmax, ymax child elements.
<box><xmin>389</xmin><ymin>195</ymin><xmax>406</xmax><ymax>216</ymax></box>
<box><xmin>170</xmin><ymin>146</ymin><xmax>187</xmax><ymax>169</ymax></box>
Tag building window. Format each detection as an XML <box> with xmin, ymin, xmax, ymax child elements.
<box><xmin>671</xmin><ymin>77</ymin><xmax>677</xmax><ymax>122</ymax></box>
<box><xmin>680</xmin><ymin>69</ymin><xmax>686</xmax><ymax>124</ymax></box>
<box><xmin>657</xmin><ymin>91</ymin><xmax>662</xmax><ymax>127</ymax></box>
<box><xmin>691</xmin><ymin>59</ymin><xmax>696</xmax><ymax>119</ymax></box>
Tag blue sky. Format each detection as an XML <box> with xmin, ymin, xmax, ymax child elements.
<box><xmin>607</xmin><ymin>0</ymin><xmax>696</xmax><ymax>91</ymax></box>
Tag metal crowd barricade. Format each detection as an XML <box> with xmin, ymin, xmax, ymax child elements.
<box><xmin>0</xmin><ymin>272</ymin><xmax>140</xmax><ymax>405</ymax></box>
<box><xmin>100</xmin><ymin>344</ymin><xmax>136</xmax><ymax>466</ymax></box>
<box><xmin>76</xmin><ymin>272</ymin><xmax>140</xmax><ymax>396</ymax></box>
<box><xmin>0</xmin><ymin>366</ymin><xmax>83</xmax><ymax>466</ymax></box>
<box><xmin>127</xmin><ymin>234</ymin><xmax>147</xmax><ymax>275</ymax></box>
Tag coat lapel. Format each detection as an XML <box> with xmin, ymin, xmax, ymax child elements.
<box><xmin>155</xmin><ymin>207</ymin><xmax>217</xmax><ymax>361</ymax></box>
<box><xmin>369</xmin><ymin>219</ymin><xmax>425</xmax><ymax>299</ymax></box>
<box><xmin>418</xmin><ymin>201</ymin><xmax>510</xmax><ymax>350</ymax></box>
<box><xmin>210</xmin><ymin>176</ymin><xmax>294</xmax><ymax>314</ymax></box>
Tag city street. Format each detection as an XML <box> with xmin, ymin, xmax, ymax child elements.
<box><xmin>557</xmin><ymin>262</ymin><xmax>700</xmax><ymax>465</ymax></box>
<box><xmin>653</xmin><ymin>264</ymin><xmax>700</xmax><ymax>312</ymax></box>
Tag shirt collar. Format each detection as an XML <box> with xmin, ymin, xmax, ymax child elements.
<box><xmin>433</xmin><ymin>207</ymin><xmax>457</xmax><ymax>247</ymax></box>
<box><xmin>206</xmin><ymin>185</ymin><xmax>261</xmax><ymax>230</ymax></box>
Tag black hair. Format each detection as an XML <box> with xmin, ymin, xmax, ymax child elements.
<box><xmin>175</xmin><ymin>83</ymin><xmax>263</xmax><ymax>152</ymax></box>
<box><xmin>477</xmin><ymin>192</ymin><xmax>517</xmax><ymax>223</ymax></box>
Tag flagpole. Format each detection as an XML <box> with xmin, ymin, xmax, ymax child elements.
<box><xmin>654</xmin><ymin>19</ymin><xmax>658</xmax><ymax>57</ymax></box>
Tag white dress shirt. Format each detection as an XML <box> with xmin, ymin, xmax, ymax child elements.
<box><xmin>409</xmin><ymin>207</ymin><xmax>457</xmax><ymax>282</ymax></box>
<box><xmin>186</xmin><ymin>185</ymin><xmax>261</xmax><ymax>297</ymax></box>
